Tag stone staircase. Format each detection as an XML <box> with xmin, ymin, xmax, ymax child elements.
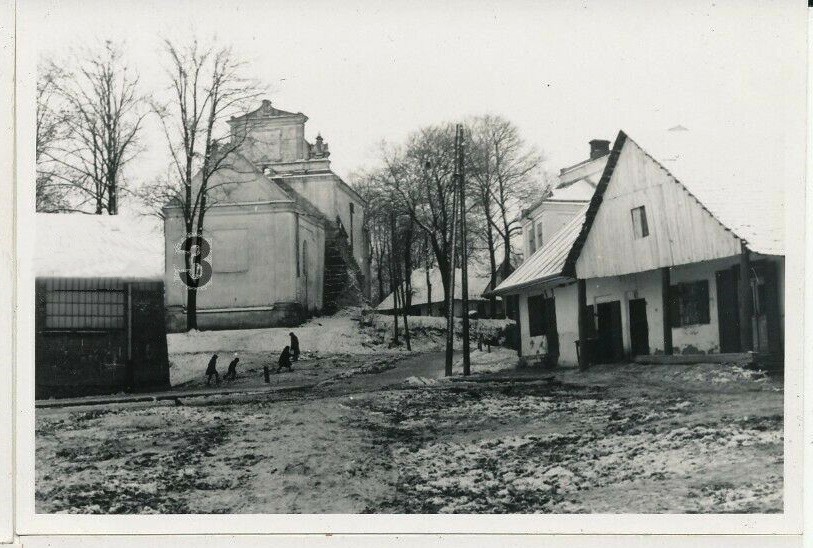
<box><xmin>322</xmin><ymin>219</ymin><xmax>364</xmax><ymax>314</ymax></box>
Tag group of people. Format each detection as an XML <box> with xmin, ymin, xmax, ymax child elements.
<box><xmin>205</xmin><ymin>332</ymin><xmax>300</xmax><ymax>386</ymax></box>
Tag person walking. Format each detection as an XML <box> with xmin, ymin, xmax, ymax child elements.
<box><xmin>224</xmin><ymin>354</ymin><xmax>240</xmax><ymax>381</ymax></box>
<box><xmin>289</xmin><ymin>332</ymin><xmax>300</xmax><ymax>362</ymax></box>
<box><xmin>205</xmin><ymin>354</ymin><xmax>220</xmax><ymax>386</ymax></box>
<box><xmin>263</xmin><ymin>363</ymin><xmax>270</xmax><ymax>383</ymax></box>
<box><xmin>276</xmin><ymin>345</ymin><xmax>294</xmax><ymax>373</ymax></box>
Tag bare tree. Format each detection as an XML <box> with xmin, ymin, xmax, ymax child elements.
<box><xmin>53</xmin><ymin>41</ymin><xmax>146</xmax><ymax>214</ymax></box>
<box><xmin>36</xmin><ymin>59</ymin><xmax>71</xmax><ymax>212</ymax></box>
<box><xmin>378</xmin><ymin>126</ymin><xmax>459</xmax><ymax>318</ymax></box>
<box><xmin>146</xmin><ymin>37</ymin><xmax>264</xmax><ymax>330</ymax></box>
<box><xmin>468</xmin><ymin>114</ymin><xmax>547</xmax><ymax>314</ymax></box>
<box><xmin>351</xmin><ymin>170</ymin><xmax>391</xmax><ymax>305</ymax></box>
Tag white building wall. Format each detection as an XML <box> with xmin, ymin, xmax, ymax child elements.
<box><xmin>521</xmin><ymin>201</ymin><xmax>586</xmax><ymax>259</ymax></box>
<box><xmin>514</xmin><ymin>255</ymin><xmax>756</xmax><ymax>366</ymax></box>
<box><xmin>575</xmin><ymin>138</ymin><xmax>742</xmax><ymax>279</ymax></box>
<box><xmin>164</xmin><ymin>206</ymin><xmax>314</xmax><ymax>311</ymax></box>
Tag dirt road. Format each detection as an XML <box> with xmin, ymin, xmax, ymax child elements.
<box><xmin>36</xmin><ymin>351</ymin><xmax>783</xmax><ymax>514</ymax></box>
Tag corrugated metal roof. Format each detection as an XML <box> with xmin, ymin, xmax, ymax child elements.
<box><xmin>493</xmin><ymin>205</ymin><xmax>587</xmax><ymax>295</ymax></box>
<box><xmin>376</xmin><ymin>268</ymin><xmax>494</xmax><ymax>310</ymax></box>
<box><xmin>36</xmin><ymin>213</ymin><xmax>164</xmax><ymax>280</ymax></box>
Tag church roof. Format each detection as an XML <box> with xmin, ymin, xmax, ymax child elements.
<box><xmin>272</xmin><ymin>178</ymin><xmax>329</xmax><ymax>223</ymax></box>
<box><xmin>230</xmin><ymin>152</ymin><xmax>328</xmax><ymax>223</ymax></box>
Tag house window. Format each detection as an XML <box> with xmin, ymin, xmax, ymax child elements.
<box><xmin>527</xmin><ymin>225</ymin><xmax>536</xmax><ymax>254</ymax></box>
<box><xmin>535</xmin><ymin>222</ymin><xmax>544</xmax><ymax>249</ymax></box>
<box><xmin>669</xmin><ymin>280</ymin><xmax>710</xmax><ymax>327</ymax></box>
<box><xmin>43</xmin><ymin>279</ymin><xmax>125</xmax><ymax>330</ymax></box>
<box><xmin>631</xmin><ymin>206</ymin><xmax>649</xmax><ymax>238</ymax></box>
<box><xmin>527</xmin><ymin>294</ymin><xmax>549</xmax><ymax>337</ymax></box>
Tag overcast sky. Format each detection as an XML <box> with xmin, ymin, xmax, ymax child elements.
<box><xmin>22</xmin><ymin>0</ymin><xmax>807</xmax><ymax>190</ymax></box>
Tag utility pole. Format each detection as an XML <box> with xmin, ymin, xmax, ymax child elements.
<box><xmin>425</xmin><ymin>233</ymin><xmax>432</xmax><ymax>316</ymax></box>
<box><xmin>444</xmin><ymin>129</ymin><xmax>460</xmax><ymax>377</ymax></box>
<box><xmin>458</xmin><ymin>124</ymin><xmax>471</xmax><ymax>375</ymax></box>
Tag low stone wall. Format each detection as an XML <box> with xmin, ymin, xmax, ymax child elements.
<box><xmin>165</xmin><ymin>302</ymin><xmax>306</xmax><ymax>333</ymax></box>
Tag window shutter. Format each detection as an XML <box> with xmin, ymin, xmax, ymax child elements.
<box><xmin>698</xmin><ymin>280</ymin><xmax>710</xmax><ymax>324</ymax></box>
<box><xmin>669</xmin><ymin>285</ymin><xmax>682</xmax><ymax>327</ymax></box>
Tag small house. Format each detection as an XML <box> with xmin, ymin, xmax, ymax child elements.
<box><xmin>376</xmin><ymin>268</ymin><xmax>502</xmax><ymax>318</ymax></box>
<box><xmin>35</xmin><ymin>214</ymin><xmax>171</xmax><ymax>398</ymax></box>
<box><xmin>493</xmin><ymin>131</ymin><xmax>784</xmax><ymax>367</ymax></box>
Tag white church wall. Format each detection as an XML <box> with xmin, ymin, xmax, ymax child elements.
<box><xmin>164</xmin><ymin>205</ymin><xmax>301</xmax><ymax>311</ymax></box>
<box><xmin>298</xmin><ymin>214</ymin><xmax>325</xmax><ymax>311</ymax></box>
<box><xmin>333</xmin><ymin>180</ymin><xmax>367</xmax><ymax>269</ymax></box>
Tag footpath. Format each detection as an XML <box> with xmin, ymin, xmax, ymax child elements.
<box><xmin>35</xmin><ymin>351</ymin><xmax>453</xmax><ymax>409</ymax></box>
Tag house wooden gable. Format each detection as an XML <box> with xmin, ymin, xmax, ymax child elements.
<box><xmin>572</xmin><ymin>132</ymin><xmax>742</xmax><ymax>279</ymax></box>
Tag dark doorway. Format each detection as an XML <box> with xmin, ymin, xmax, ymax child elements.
<box><xmin>527</xmin><ymin>294</ymin><xmax>559</xmax><ymax>363</ymax></box>
<box><xmin>544</xmin><ymin>297</ymin><xmax>559</xmax><ymax>361</ymax></box>
<box><xmin>716</xmin><ymin>267</ymin><xmax>741</xmax><ymax>353</ymax></box>
<box><xmin>628</xmin><ymin>298</ymin><xmax>649</xmax><ymax>356</ymax></box>
<box><xmin>591</xmin><ymin>300</ymin><xmax>624</xmax><ymax>363</ymax></box>
<box><xmin>752</xmin><ymin>261</ymin><xmax>782</xmax><ymax>355</ymax></box>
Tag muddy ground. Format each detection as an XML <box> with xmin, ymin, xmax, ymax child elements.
<box><xmin>36</xmin><ymin>351</ymin><xmax>783</xmax><ymax>514</ymax></box>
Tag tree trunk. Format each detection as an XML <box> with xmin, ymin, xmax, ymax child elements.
<box><xmin>426</xmin><ymin>266</ymin><xmax>432</xmax><ymax>316</ymax></box>
<box><xmin>486</xmin><ymin>223</ymin><xmax>498</xmax><ymax>318</ymax></box>
<box><xmin>502</xmin><ymin>231</ymin><xmax>512</xmax><ymax>270</ymax></box>
<box><xmin>387</xmin><ymin>218</ymin><xmax>399</xmax><ymax>345</ymax></box>
<box><xmin>391</xmin><ymin>274</ymin><xmax>400</xmax><ymax>345</ymax></box>
<box><xmin>186</xmin><ymin>285</ymin><xmax>198</xmax><ymax>330</ymax></box>
<box><xmin>376</xmin><ymin>250</ymin><xmax>385</xmax><ymax>305</ymax></box>
<box><xmin>398</xmin><ymin>271</ymin><xmax>411</xmax><ymax>351</ymax></box>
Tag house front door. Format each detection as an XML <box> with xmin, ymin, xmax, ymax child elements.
<box><xmin>594</xmin><ymin>300</ymin><xmax>624</xmax><ymax>363</ymax></box>
<box><xmin>716</xmin><ymin>267</ymin><xmax>741</xmax><ymax>353</ymax></box>
<box><xmin>629</xmin><ymin>298</ymin><xmax>649</xmax><ymax>357</ymax></box>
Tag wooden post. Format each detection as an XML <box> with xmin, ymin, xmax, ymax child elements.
<box><xmin>577</xmin><ymin>279</ymin><xmax>588</xmax><ymax>368</ymax></box>
<box><xmin>458</xmin><ymin>124</ymin><xmax>471</xmax><ymax>375</ymax></box>
<box><xmin>739</xmin><ymin>242</ymin><xmax>754</xmax><ymax>352</ymax></box>
<box><xmin>661</xmin><ymin>267</ymin><xmax>673</xmax><ymax>355</ymax></box>
<box><xmin>126</xmin><ymin>283</ymin><xmax>133</xmax><ymax>361</ymax></box>
<box><xmin>444</xmin><ymin>161</ymin><xmax>459</xmax><ymax>377</ymax></box>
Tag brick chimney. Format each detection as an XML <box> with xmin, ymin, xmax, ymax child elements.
<box><xmin>589</xmin><ymin>139</ymin><xmax>610</xmax><ymax>159</ymax></box>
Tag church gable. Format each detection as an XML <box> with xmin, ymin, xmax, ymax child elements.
<box><xmin>573</xmin><ymin>133</ymin><xmax>742</xmax><ymax>279</ymax></box>
<box><xmin>204</xmin><ymin>153</ymin><xmax>294</xmax><ymax>205</ymax></box>
<box><xmin>229</xmin><ymin>100</ymin><xmax>308</xmax><ymax>165</ymax></box>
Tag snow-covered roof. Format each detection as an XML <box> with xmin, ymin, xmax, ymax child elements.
<box><xmin>35</xmin><ymin>213</ymin><xmax>164</xmax><ymax>280</ymax></box>
<box><xmin>547</xmin><ymin>178</ymin><xmax>596</xmax><ymax>202</ymax></box>
<box><xmin>377</xmin><ymin>268</ymin><xmax>494</xmax><ymax>310</ymax></box>
<box><xmin>626</xmin><ymin>127</ymin><xmax>784</xmax><ymax>256</ymax></box>
<box><xmin>523</xmin><ymin>154</ymin><xmax>605</xmax><ymax>216</ymax></box>
<box><xmin>497</xmin><ymin>126</ymin><xmax>785</xmax><ymax>293</ymax></box>
<box><xmin>492</xmin><ymin>206</ymin><xmax>586</xmax><ymax>295</ymax></box>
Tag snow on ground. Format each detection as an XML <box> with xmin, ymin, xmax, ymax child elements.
<box><xmin>167</xmin><ymin>308</ymin><xmax>514</xmax><ymax>386</ymax></box>
<box><xmin>452</xmin><ymin>347</ymin><xmax>518</xmax><ymax>375</ymax></box>
<box><xmin>36</xmin><ymin>353</ymin><xmax>783</xmax><ymax>514</ymax></box>
<box><xmin>352</xmin><ymin>367</ymin><xmax>783</xmax><ymax>514</ymax></box>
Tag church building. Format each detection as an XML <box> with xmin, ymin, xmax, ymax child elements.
<box><xmin>164</xmin><ymin>100</ymin><xmax>370</xmax><ymax>332</ymax></box>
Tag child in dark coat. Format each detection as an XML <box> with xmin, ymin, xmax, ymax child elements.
<box><xmin>276</xmin><ymin>346</ymin><xmax>293</xmax><ymax>373</ymax></box>
<box><xmin>224</xmin><ymin>355</ymin><xmax>239</xmax><ymax>381</ymax></box>
<box><xmin>206</xmin><ymin>354</ymin><xmax>220</xmax><ymax>386</ymax></box>
<box><xmin>289</xmin><ymin>332</ymin><xmax>300</xmax><ymax>362</ymax></box>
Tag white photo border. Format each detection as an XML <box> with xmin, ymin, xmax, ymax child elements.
<box><xmin>12</xmin><ymin>0</ymin><xmax>809</xmax><ymax>538</ymax></box>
